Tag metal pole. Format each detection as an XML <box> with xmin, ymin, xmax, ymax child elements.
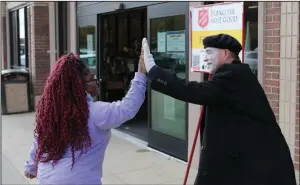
<box><xmin>48</xmin><ymin>2</ymin><xmax>56</xmax><ymax>72</ymax></box>
<box><xmin>183</xmin><ymin>74</ymin><xmax>213</xmax><ymax>185</ymax></box>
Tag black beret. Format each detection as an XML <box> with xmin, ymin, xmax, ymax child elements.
<box><xmin>203</xmin><ymin>34</ymin><xmax>242</xmax><ymax>55</ymax></box>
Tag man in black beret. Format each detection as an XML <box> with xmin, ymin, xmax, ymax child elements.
<box><xmin>141</xmin><ymin>34</ymin><xmax>296</xmax><ymax>185</ymax></box>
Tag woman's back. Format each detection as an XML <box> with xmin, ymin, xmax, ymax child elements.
<box><xmin>24</xmin><ymin>53</ymin><xmax>147</xmax><ymax>185</ymax></box>
<box><xmin>37</xmin><ymin>108</ymin><xmax>111</xmax><ymax>185</ymax></box>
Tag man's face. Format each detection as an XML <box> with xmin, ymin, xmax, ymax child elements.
<box><xmin>204</xmin><ymin>47</ymin><xmax>229</xmax><ymax>74</ymax></box>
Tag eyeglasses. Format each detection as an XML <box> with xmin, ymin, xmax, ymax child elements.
<box><xmin>84</xmin><ymin>79</ymin><xmax>99</xmax><ymax>84</ymax></box>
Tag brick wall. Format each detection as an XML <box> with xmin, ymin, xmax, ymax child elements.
<box><xmin>28</xmin><ymin>3</ymin><xmax>50</xmax><ymax>107</ymax></box>
<box><xmin>263</xmin><ymin>2</ymin><xmax>281</xmax><ymax>121</ymax></box>
<box><xmin>264</xmin><ymin>1</ymin><xmax>300</xmax><ymax>177</ymax></box>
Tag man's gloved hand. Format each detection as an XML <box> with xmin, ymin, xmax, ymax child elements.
<box><xmin>142</xmin><ymin>38</ymin><xmax>156</xmax><ymax>72</ymax></box>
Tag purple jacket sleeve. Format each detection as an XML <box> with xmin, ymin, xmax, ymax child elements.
<box><xmin>89</xmin><ymin>72</ymin><xmax>147</xmax><ymax>130</ymax></box>
<box><xmin>24</xmin><ymin>138</ymin><xmax>38</xmax><ymax>176</ymax></box>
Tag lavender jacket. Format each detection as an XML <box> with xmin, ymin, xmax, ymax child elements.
<box><xmin>24</xmin><ymin>72</ymin><xmax>147</xmax><ymax>185</ymax></box>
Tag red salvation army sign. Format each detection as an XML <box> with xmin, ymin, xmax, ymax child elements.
<box><xmin>190</xmin><ymin>2</ymin><xmax>244</xmax><ymax>73</ymax></box>
<box><xmin>198</xmin><ymin>9</ymin><xmax>209</xmax><ymax>28</ymax></box>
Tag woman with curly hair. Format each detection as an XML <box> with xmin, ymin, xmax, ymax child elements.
<box><xmin>24</xmin><ymin>51</ymin><xmax>147</xmax><ymax>184</ymax></box>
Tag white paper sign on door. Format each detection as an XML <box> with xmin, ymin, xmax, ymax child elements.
<box><xmin>87</xmin><ymin>34</ymin><xmax>94</xmax><ymax>54</ymax></box>
<box><xmin>157</xmin><ymin>32</ymin><xmax>166</xmax><ymax>52</ymax></box>
<box><xmin>166</xmin><ymin>30</ymin><xmax>185</xmax><ymax>52</ymax></box>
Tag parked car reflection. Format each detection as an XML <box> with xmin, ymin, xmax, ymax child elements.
<box><xmin>244</xmin><ymin>49</ymin><xmax>258</xmax><ymax>75</ymax></box>
<box><xmin>152</xmin><ymin>52</ymin><xmax>186</xmax><ymax>79</ymax></box>
<box><xmin>20</xmin><ymin>55</ymin><xmax>25</xmax><ymax>67</ymax></box>
<box><xmin>79</xmin><ymin>51</ymin><xmax>97</xmax><ymax>75</ymax></box>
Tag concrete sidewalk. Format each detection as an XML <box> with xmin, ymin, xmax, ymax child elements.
<box><xmin>2</xmin><ymin>154</ymin><xmax>29</xmax><ymax>185</ymax></box>
<box><xmin>2</xmin><ymin>113</ymin><xmax>197</xmax><ymax>184</ymax></box>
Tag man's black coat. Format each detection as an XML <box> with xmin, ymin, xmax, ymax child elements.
<box><xmin>148</xmin><ymin>63</ymin><xmax>296</xmax><ymax>185</ymax></box>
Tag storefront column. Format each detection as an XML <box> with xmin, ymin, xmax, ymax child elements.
<box><xmin>257</xmin><ymin>2</ymin><xmax>266</xmax><ymax>85</ymax></box>
<box><xmin>0</xmin><ymin>2</ymin><xmax>8</xmax><ymax>70</ymax></box>
<box><xmin>279</xmin><ymin>1</ymin><xmax>300</xmax><ymax>179</ymax></box>
<box><xmin>188</xmin><ymin>1</ymin><xmax>204</xmax><ymax>170</ymax></box>
<box><xmin>0</xmin><ymin>2</ymin><xmax>3</xmax><ymax>70</ymax></box>
<box><xmin>28</xmin><ymin>2</ymin><xmax>51</xmax><ymax>107</ymax></box>
<box><xmin>296</xmin><ymin>3</ymin><xmax>300</xmax><ymax>179</ymax></box>
<box><xmin>68</xmin><ymin>2</ymin><xmax>77</xmax><ymax>53</ymax></box>
<box><xmin>48</xmin><ymin>2</ymin><xmax>57</xmax><ymax>71</ymax></box>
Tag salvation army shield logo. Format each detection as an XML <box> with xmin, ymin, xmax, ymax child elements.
<box><xmin>198</xmin><ymin>9</ymin><xmax>209</xmax><ymax>28</ymax></box>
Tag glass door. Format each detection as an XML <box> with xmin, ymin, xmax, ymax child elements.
<box><xmin>147</xmin><ymin>2</ymin><xmax>189</xmax><ymax>161</ymax></box>
<box><xmin>97</xmin><ymin>14</ymin><xmax>116</xmax><ymax>101</ymax></box>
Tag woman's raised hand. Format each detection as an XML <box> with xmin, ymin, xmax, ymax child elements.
<box><xmin>138</xmin><ymin>45</ymin><xmax>147</xmax><ymax>74</ymax></box>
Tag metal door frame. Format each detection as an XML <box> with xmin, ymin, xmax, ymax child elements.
<box><xmin>147</xmin><ymin>2</ymin><xmax>190</xmax><ymax>161</ymax></box>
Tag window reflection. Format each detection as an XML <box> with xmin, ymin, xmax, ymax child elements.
<box><xmin>150</xmin><ymin>15</ymin><xmax>186</xmax><ymax>79</ymax></box>
<box><xmin>78</xmin><ymin>25</ymin><xmax>96</xmax><ymax>74</ymax></box>
<box><xmin>10</xmin><ymin>7</ymin><xmax>28</xmax><ymax>69</ymax></box>
<box><xmin>19</xmin><ymin>8</ymin><xmax>26</xmax><ymax>67</ymax></box>
<box><xmin>150</xmin><ymin>15</ymin><xmax>186</xmax><ymax>140</ymax></box>
<box><xmin>244</xmin><ymin>2</ymin><xmax>258</xmax><ymax>76</ymax></box>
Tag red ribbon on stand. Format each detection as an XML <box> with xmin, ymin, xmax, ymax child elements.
<box><xmin>183</xmin><ymin>74</ymin><xmax>212</xmax><ymax>185</ymax></box>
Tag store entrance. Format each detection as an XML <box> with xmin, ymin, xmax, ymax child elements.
<box><xmin>99</xmin><ymin>8</ymin><xmax>148</xmax><ymax>141</ymax></box>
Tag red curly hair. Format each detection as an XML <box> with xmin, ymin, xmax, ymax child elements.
<box><xmin>34</xmin><ymin>53</ymin><xmax>92</xmax><ymax>168</ymax></box>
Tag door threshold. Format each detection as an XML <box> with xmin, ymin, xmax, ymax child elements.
<box><xmin>111</xmin><ymin>128</ymin><xmax>148</xmax><ymax>148</ymax></box>
<box><xmin>111</xmin><ymin>129</ymin><xmax>187</xmax><ymax>165</ymax></box>
<box><xmin>116</xmin><ymin>126</ymin><xmax>148</xmax><ymax>142</ymax></box>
